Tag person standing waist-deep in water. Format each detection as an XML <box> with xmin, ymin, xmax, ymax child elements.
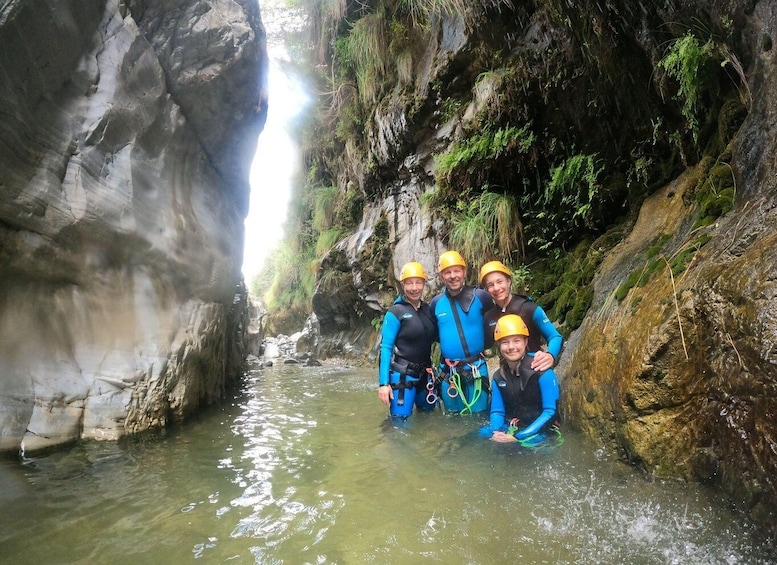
<box><xmin>481</xmin><ymin>314</ymin><xmax>560</xmax><ymax>442</ymax></box>
<box><xmin>378</xmin><ymin>262</ymin><xmax>438</xmax><ymax>419</ymax></box>
<box><xmin>430</xmin><ymin>251</ymin><xmax>494</xmax><ymax>414</ymax></box>
<box><xmin>480</xmin><ymin>260</ymin><xmax>562</xmax><ymax>373</ymax></box>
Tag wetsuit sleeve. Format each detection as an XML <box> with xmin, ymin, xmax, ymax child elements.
<box><xmin>532</xmin><ymin>305</ymin><xmax>563</xmax><ymax>362</ymax></box>
<box><xmin>514</xmin><ymin>369</ymin><xmax>560</xmax><ymax>440</ymax></box>
<box><xmin>378</xmin><ymin>311</ymin><xmax>400</xmax><ymax>386</ymax></box>
<box><xmin>487</xmin><ymin>383</ymin><xmax>507</xmax><ymax>432</ymax></box>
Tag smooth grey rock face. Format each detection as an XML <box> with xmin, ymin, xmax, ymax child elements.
<box><xmin>0</xmin><ymin>0</ymin><xmax>267</xmax><ymax>452</ymax></box>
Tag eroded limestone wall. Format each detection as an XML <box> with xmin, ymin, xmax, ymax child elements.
<box><xmin>0</xmin><ymin>0</ymin><xmax>267</xmax><ymax>451</ymax></box>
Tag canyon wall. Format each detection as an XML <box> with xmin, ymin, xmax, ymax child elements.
<box><xmin>0</xmin><ymin>0</ymin><xmax>267</xmax><ymax>451</ymax></box>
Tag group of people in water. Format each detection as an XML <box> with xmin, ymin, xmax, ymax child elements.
<box><xmin>377</xmin><ymin>251</ymin><xmax>562</xmax><ymax>443</ymax></box>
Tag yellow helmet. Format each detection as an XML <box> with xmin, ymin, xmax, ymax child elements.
<box><xmin>438</xmin><ymin>250</ymin><xmax>467</xmax><ymax>273</ymax></box>
<box><xmin>479</xmin><ymin>260</ymin><xmax>512</xmax><ymax>285</ymax></box>
<box><xmin>399</xmin><ymin>261</ymin><xmax>428</xmax><ymax>281</ymax></box>
<box><xmin>493</xmin><ymin>314</ymin><xmax>529</xmax><ymax>341</ymax></box>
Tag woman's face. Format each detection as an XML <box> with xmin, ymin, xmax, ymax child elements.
<box><xmin>499</xmin><ymin>335</ymin><xmax>528</xmax><ymax>362</ymax></box>
<box><xmin>402</xmin><ymin>277</ymin><xmax>425</xmax><ymax>302</ymax></box>
<box><xmin>483</xmin><ymin>272</ymin><xmax>511</xmax><ymax>304</ymax></box>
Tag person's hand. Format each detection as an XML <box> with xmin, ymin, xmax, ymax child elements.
<box><xmin>490</xmin><ymin>431</ymin><xmax>518</xmax><ymax>443</ymax></box>
<box><xmin>531</xmin><ymin>351</ymin><xmax>555</xmax><ymax>372</ymax></box>
<box><xmin>378</xmin><ymin>385</ymin><xmax>393</xmax><ymax>405</ymax></box>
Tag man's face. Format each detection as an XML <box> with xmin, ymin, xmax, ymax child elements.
<box><xmin>440</xmin><ymin>265</ymin><xmax>466</xmax><ymax>294</ymax></box>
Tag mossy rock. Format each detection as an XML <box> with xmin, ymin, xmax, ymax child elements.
<box><xmin>716</xmin><ymin>97</ymin><xmax>748</xmax><ymax>149</ymax></box>
<box><xmin>645</xmin><ymin>233</ymin><xmax>671</xmax><ymax>259</ymax></box>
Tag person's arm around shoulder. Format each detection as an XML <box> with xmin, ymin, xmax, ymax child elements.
<box><xmin>530</xmin><ymin>305</ymin><xmax>563</xmax><ymax>372</ymax></box>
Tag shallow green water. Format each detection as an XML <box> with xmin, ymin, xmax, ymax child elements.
<box><xmin>0</xmin><ymin>362</ymin><xmax>773</xmax><ymax>564</ymax></box>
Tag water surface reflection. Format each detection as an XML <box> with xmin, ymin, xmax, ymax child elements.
<box><xmin>0</xmin><ymin>362</ymin><xmax>773</xmax><ymax>564</ymax></box>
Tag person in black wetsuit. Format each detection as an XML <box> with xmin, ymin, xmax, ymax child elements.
<box><xmin>481</xmin><ymin>314</ymin><xmax>560</xmax><ymax>442</ymax></box>
<box><xmin>378</xmin><ymin>262</ymin><xmax>438</xmax><ymax>419</ymax></box>
<box><xmin>480</xmin><ymin>260</ymin><xmax>562</xmax><ymax>373</ymax></box>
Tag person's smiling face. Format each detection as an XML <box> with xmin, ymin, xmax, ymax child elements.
<box><xmin>402</xmin><ymin>277</ymin><xmax>425</xmax><ymax>303</ymax></box>
<box><xmin>483</xmin><ymin>272</ymin><xmax>511</xmax><ymax>305</ymax></box>
<box><xmin>499</xmin><ymin>335</ymin><xmax>528</xmax><ymax>362</ymax></box>
<box><xmin>440</xmin><ymin>265</ymin><xmax>466</xmax><ymax>295</ymax></box>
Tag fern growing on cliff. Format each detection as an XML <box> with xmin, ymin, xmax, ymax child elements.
<box><xmin>525</xmin><ymin>153</ymin><xmax>604</xmax><ymax>252</ymax></box>
<box><xmin>658</xmin><ymin>33</ymin><xmax>717</xmax><ymax>140</ymax></box>
<box><xmin>435</xmin><ymin>123</ymin><xmax>535</xmax><ymax>189</ymax></box>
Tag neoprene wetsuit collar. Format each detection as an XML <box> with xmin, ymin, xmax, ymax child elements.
<box><xmin>445</xmin><ymin>285</ymin><xmax>476</xmax><ymax>314</ymax></box>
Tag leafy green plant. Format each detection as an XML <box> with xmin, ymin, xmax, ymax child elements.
<box><xmin>449</xmin><ymin>190</ymin><xmax>524</xmax><ymax>264</ymax></box>
<box><xmin>658</xmin><ymin>32</ymin><xmax>729</xmax><ymax>141</ymax></box>
<box><xmin>659</xmin><ymin>33</ymin><xmax>714</xmax><ymax>136</ymax></box>
<box><xmin>342</xmin><ymin>9</ymin><xmax>388</xmax><ymax>105</ymax></box>
<box><xmin>315</xmin><ymin>228</ymin><xmax>347</xmax><ymax>258</ymax></box>
<box><xmin>311</xmin><ymin>185</ymin><xmax>340</xmax><ymax>232</ymax></box>
<box><xmin>528</xmin><ymin>153</ymin><xmax>604</xmax><ymax>251</ymax></box>
<box><xmin>436</xmin><ymin>124</ymin><xmax>535</xmax><ymax>185</ymax></box>
<box><xmin>259</xmin><ymin>241</ymin><xmax>317</xmax><ymax>329</ymax></box>
<box><xmin>546</xmin><ymin>153</ymin><xmax>603</xmax><ymax>224</ymax></box>
<box><xmin>397</xmin><ymin>0</ymin><xmax>470</xmax><ymax>28</ymax></box>
<box><xmin>510</xmin><ymin>264</ymin><xmax>532</xmax><ymax>294</ymax></box>
<box><xmin>318</xmin><ymin>267</ymin><xmax>345</xmax><ymax>292</ymax></box>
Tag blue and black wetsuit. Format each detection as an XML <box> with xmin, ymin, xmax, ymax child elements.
<box><xmin>430</xmin><ymin>285</ymin><xmax>494</xmax><ymax>414</ymax></box>
<box><xmin>379</xmin><ymin>295</ymin><xmax>438</xmax><ymax>418</ymax></box>
<box><xmin>484</xmin><ymin>355</ymin><xmax>559</xmax><ymax>440</ymax></box>
<box><xmin>484</xmin><ymin>294</ymin><xmax>563</xmax><ymax>360</ymax></box>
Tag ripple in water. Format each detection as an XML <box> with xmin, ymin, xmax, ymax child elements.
<box><xmin>0</xmin><ymin>363</ymin><xmax>773</xmax><ymax>564</ymax></box>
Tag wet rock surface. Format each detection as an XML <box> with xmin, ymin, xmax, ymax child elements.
<box><xmin>0</xmin><ymin>0</ymin><xmax>267</xmax><ymax>451</ymax></box>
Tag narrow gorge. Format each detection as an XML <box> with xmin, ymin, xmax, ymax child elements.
<box><xmin>258</xmin><ymin>0</ymin><xmax>777</xmax><ymax>535</ymax></box>
<box><xmin>2</xmin><ymin>0</ymin><xmax>775</xmax><ymax>539</ymax></box>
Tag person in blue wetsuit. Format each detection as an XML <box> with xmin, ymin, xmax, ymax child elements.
<box><xmin>378</xmin><ymin>262</ymin><xmax>438</xmax><ymax>419</ymax></box>
<box><xmin>480</xmin><ymin>260</ymin><xmax>562</xmax><ymax>373</ymax></box>
<box><xmin>482</xmin><ymin>314</ymin><xmax>560</xmax><ymax>442</ymax></box>
<box><xmin>429</xmin><ymin>251</ymin><xmax>494</xmax><ymax>414</ymax></box>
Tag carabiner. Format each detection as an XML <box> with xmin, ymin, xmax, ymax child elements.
<box><xmin>507</xmin><ymin>417</ymin><xmax>520</xmax><ymax>435</ymax></box>
<box><xmin>446</xmin><ymin>379</ymin><xmax>459</xmax><ymax>398</ymax></box>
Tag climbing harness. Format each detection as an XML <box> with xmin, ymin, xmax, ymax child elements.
<box><xmin>445</xmin><ymin>359</ymin><xmax>460</xmax><ymax>399</ymax></box>
<box><xmin>443</xmin><ymin>358</ymin><xmax>485</xmax><ymax>414</ymax></box>
<box><xmin>424</xmin><ymin>367</ymin><xmax>438</xmax><ymax>405</ymax></box>
<box><xmin>390</xmin><ymin>374</ymin><xmax>420</xmax><ymax>406</ymax></box>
